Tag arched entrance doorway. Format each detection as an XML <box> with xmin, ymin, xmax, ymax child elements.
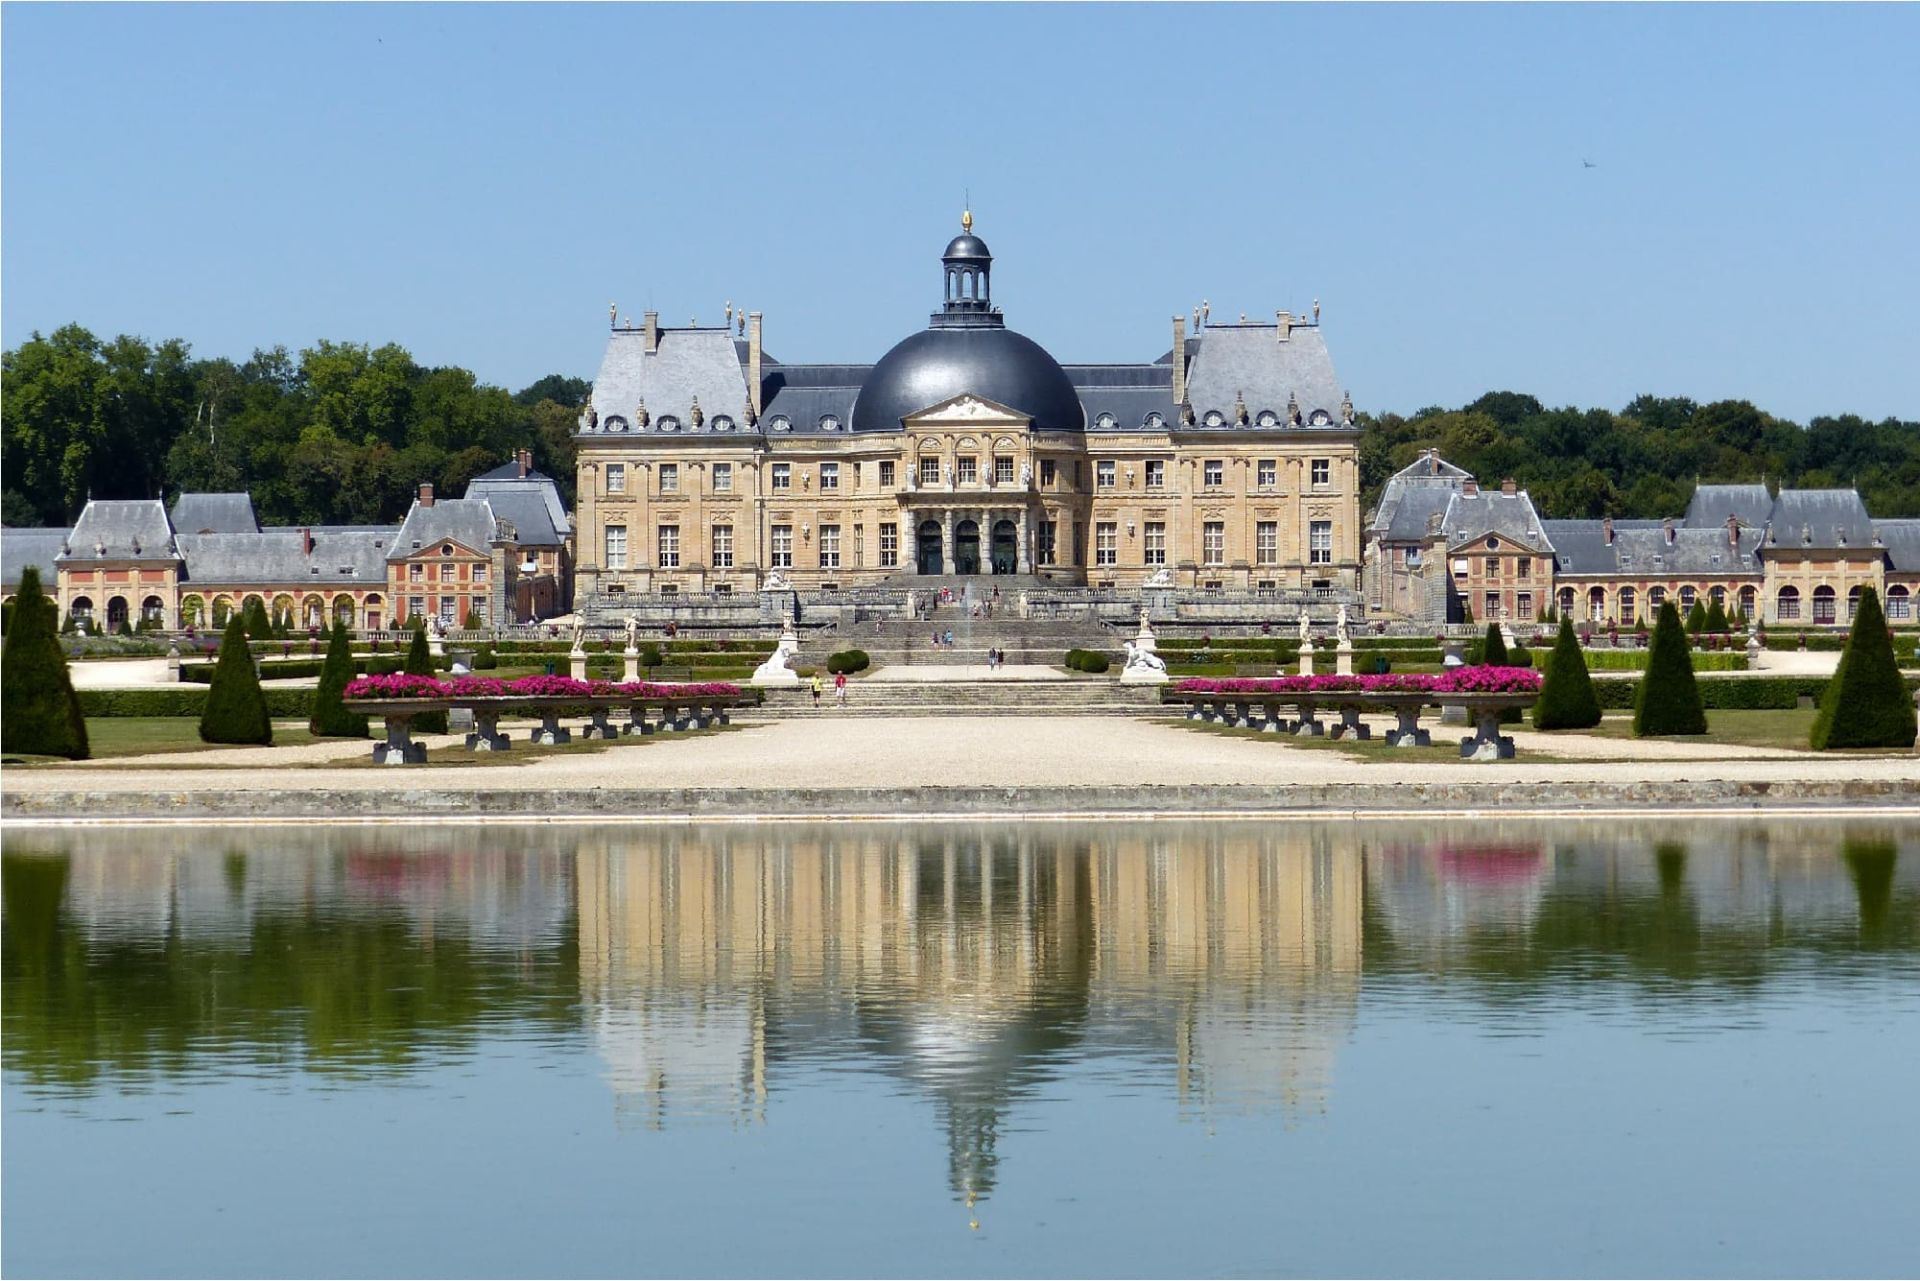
<box><xmin>106</xmin><ymin>596</ymin><xmax>130</xmax><ymax>632</ymax></box>
<box><xmin>954</xmin><ymin>520</ymin><xmax>981</xmax><ymax>575</ymax></box>
<box><xmin>991</xmin><ymin>519</ymin><xmax>1017</xmax><ymax>574</ymax></box>
<box><xmin>917</xmin><ymin>520</ymin><xmax>944</xmax><ymax>575</ymax></box>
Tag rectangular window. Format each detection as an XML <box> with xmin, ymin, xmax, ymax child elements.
<box><xmin>770</xmin><ymin>525</ymin><xmax>793</xmax><ymax>569</ymax></box>
<box><xmin>604</xmin><ymin>525</ymin><xmax>628</xmax><ymax>571</ymax></box>
<box><xmin>1145</xmin><ymin>460</ymin><xmax>1165</xmax><ymax>489</ymax></box>
<box><xmin>606</xmin><ymin>463</ymin><xmax>627</xmax><ymax>495</ymax></box>
<box><xmin>1309</xmin><ymin>521</ymin><xmax>1333</xmax><ymax>565</ymax></box>
<box><xmin>853</xmin><ymin>524</ymin><xmax>864</xmax><ymax>568</ymax></box>
<box><xmin>1143</xmin><ymin>522</ymin><xmax>1167</xmax><ymax>565</ymax></box>
<box><xmin>1096</xmin><ymin>460</ymin><xmax>1116</xmax><ymax>489</ymax></box>
<box><xmin>1256</xmin><ymin>521</ymin><xmax>1278</xmax><ymax>565</ymax></box>
<box><xmin>921</xmin><ymin>457</ymin><xmax>940</xmax><ymax>486</ymax></box>
<box><xmin>659</xmin><ymin>463</ymin><xmax>678</xmax><ymax>494</ymax></box>
<box><xmin>820</xmin><ymin>462</ymin><xmax>839</xmax><ymax>491</ymax></box>
<box><xmin>1095</xmin><ymin>522</ymin><xmax>1118</xmax><ymax>566</ymax></box>
<box><xmin>850</xmin><ymin>462</ymin><xmax>861</xmax><ymax>490</ymax></box>
<box><xmin>879</xmin><ymin>522</ymin><xmax>899</xmax><ymax>567</ymax></box>
<box><xmin>1311</xmin><ymin>458</ymin><xmax>1330</xmax><ymax>487</ymax></box>
<box><xmin>711</xmin><ymin>525</ymin><xmax>734</xmax><ymax>568</ymax></box>
<box><xmin>995</xmin><ymin>456</ymin><xmax>1015</xmax><ymax>485</ymax></box>
<box><xmin>1486</xmin><ymin>556</ymin><xmax>1500</xmax><ymax>576</ymax></box>
<box><xmin>1517</xmin><ymin>592</ymin><xmax>1533</xmax><ymax>619</ymax></box>
<box><xmin>958</xmin><ymin>456</ymin><xmax>977</xmax><ymax>485</ymax></box>
<box><xmin>1204</xmin><ymin>460</ymin><xmax>1224</xmax><ymax>488</ymax></box>
<box><xmin>879</xmin><ymin>460</ymin><xmax>896</xmax><ymax>488</ymax></box>
<box><xmin>409</xmin><ymin>563</ymin><xmax>424</xmax><ymax>582</ymax></box>
<box><xmin>1037</xmin><ymin>521</ymin><xmax>1057</xmax><ymax>565</ymax></box>
<box><xmin>713</xmin><ymin>463</ymin><xmax>733</xmax><ymax>493</ymax></box>
<box><xmin>1040</xmin><ymin>459</ymin><xmax>1056</xmax><ymax>487</ymax></box>
<box><xmin>473</xmin><ymin>563</ymin><xmax>487</xmax><ymax>583</ymax></box>
<box><xmin>1203</xmin><ymin>521</ymin><xmax>1225</xmax><ymax>565</ymax></box>
<box><xmin>1073</xmin><ymin>462</ymin><xmax>1083</xmax><ymax>489</ymax></box>
<box><xmin>818</xmin><ymin>524</ymin><xmax>841</xmax><ymax>569</ymax></box>
<box><xmin>408</xmin><ymin>595</ymin><xmax>425</xmax><ymax>621</ymax></box>
<box><xmin>657</xmin><ymin>525</ymin><xmax>680</xmax><ymax>569</ymax></box>
<box><xmin>772</xmin><ymin>463</ymin><xmax>791</xmax><ymax>491</ymax></box>
<box><xmin>1486</xmin><ymin>591</ymin><xmax>1502</xmax><ymax>621</ymax></box>
<box><xmin>1517</xmin><ymin>557</ymin><xmax>1531</xmax><ymax>579</ymax></box>
<box><xmin>1257</xmin><ymin>459</ymin><xmax>1277</xmax><ymax>488</ymax></box>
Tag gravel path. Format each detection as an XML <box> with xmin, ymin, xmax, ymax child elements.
<box><xmin>8</xmin><ymin>715</ymin><xmax>1915</xmax><ymax>795</ymax></box>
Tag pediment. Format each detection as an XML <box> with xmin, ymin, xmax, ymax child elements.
<box><xmin>904</xmin><ymin>394</ymin><xmax>1031</xmax><ymax>427</ymax></box>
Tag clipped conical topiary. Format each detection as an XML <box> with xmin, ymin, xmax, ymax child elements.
<box><xmin>1481</xmin><ymin>622</ymin><xmax>1509</xmax><ymax>666</ymax></box>
<box><xmin>1634</xmin><ymin>600</ymin><xmax>1707</xmax><ymax>736</ymax></box>
<box><xmin>308</xmin><ymin>619</ymin><xmax>369</xmax><ymax>738</ymax></box>
<box><xmin>200</xmin><ymin>615</ymin><xmax>273</xmax><ymax>745</ymax></box>
<box><xmin>1704</xmin><ymin>598</ymin><xmax>1730</xmax><ymax>634</ymax></box>
<box><xmin>404</xmin><ymin>624</ymin><xmax>447</xmax><ymax>735</ymax></box>
<box><xmin>1534</xmin><ymin>615</ymin><xmax>1602</xmax><ymax>730</ymax></box>
<box><xmin>1810</xmin><ymin>587</ymin><xmax>1915</xmax><ymax>750</ymax></box>
<box><xmin>242</xmin><ymin>596</ymin><xmax>273</xmax><ymax>640</ymax></box>
<box><xmin>0</xmin><ymin>566</ymin><xmax>89</xmax><ymax>759</ymax></box>
<box><xmin>1685</xmin><ymin>601</ymin><xmax>1708</xmax><ymax>634</ymax></box>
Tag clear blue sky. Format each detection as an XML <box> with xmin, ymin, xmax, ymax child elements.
<box><xmin>5</xmin><ymin>3</ymin><xmax>1916</xmax><ymax>422</ymax></box>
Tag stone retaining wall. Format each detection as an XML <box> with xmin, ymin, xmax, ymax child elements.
<box><xmin>7</xmin><ymin>777</ymin><xmax>1915</xmax><ymax>821</ymax></box>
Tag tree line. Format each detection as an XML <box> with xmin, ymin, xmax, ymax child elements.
<box><xmin>1359</xmin><ymin>391</ymin><xmax>1920</xmax><ymax>521</ymax></box>
<box><xmin>4</xmin><ymin>325</ymin><xmax>1916</xmax><ymax>528</ymax></box>
<box><xmin>1</xmin><ymin>324</ymin><xmax>586</xmax><ymax>529</ymax></box>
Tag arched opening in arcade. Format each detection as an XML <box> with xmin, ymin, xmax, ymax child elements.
<box><xmin>106</xmin><ymin>596</ymin><xmax>130</xmax><ymax>632</ymax></box>
<box><xmin>954</xmin><ymin>520</ymin><xmax>981</xmax><ymax>575</ymax></box>
<box><xmin>991</xmin><ymin>520</ymin><xmax>1017</xmax><ymax>575</ymax></box>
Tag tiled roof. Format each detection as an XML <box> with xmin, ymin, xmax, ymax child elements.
<box><xmin>465</xmin><ymin>483</ymin><xmax>566</xmax><ymax>547</ymax></box>
<box><xmin>1767</xmin><ymin>489</ymin><xmax>1876</xmax><ymax>550</ymax></box>
<box><xmin>390</xmin><ymin>499</ymin><xmax>499</xmax><ymax>561</ymax></box>
<box><xmin>1683</xmin><ymin>484</ymin><xmax>1773</xmax><ymax>531</ymax></box>
<box><xmin>1544</xmin><ymin>520</ymin><xmax>1765</xmax><ymax>576</ymax></box>
<box><xmin>1182</xmin><ymin>323</ymin><xmax>1346</xmax><ymax>428</ymax></box>
<box><xmin>1369</xmin><ymin>452</ymin><xmax>1476</xmax><ymax>540</ymax></box>
<box><xmin>2</xmin><ymin>528</ymin><xmax>70</xmax><ymax>588</ymax></box>
<box><xmin>585</xmin><ymin>328</ymin><xmax>752</xmax><ymax>439</ymax></box>
<box><xmin>170</xmin><ymin>492</ymin><xmax>259</xmax><ymax>534</ymax></box>
<box><xmin>1874</xmin><ymin>520</ymin><xmax>1920</xmax><ymax>573</ymax></box>
<box><xmin>1442</xmin><ymin>490</ymin><xmax>1553</xmax><ymax>553</ymax></box>
<box><xmin>60</xmin><ymin>500</ymin><xmax>175</xmax><ymax>562</ymax></box>
<box><xmin>179</xmin><ymin>526</ymin><xmax>393</xmax><ymax>586</ymax></box>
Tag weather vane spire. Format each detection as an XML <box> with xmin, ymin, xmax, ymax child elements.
<box><xmin>962</xmin><ymin>189</ymin><xmax>972</xmax><ymax>234</ymax></box>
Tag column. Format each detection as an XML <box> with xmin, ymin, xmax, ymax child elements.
<box><xmin>944</xmin><ymin>510</ymin><xmax>957</xmax><ymax>574</ymax></box>
<box><xmin>1016</xmin><ymin>508</ymin><xmax>1029</xmax><ymax>574</ymax></box>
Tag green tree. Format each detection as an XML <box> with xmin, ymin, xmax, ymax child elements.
<box><xmin>242</xmin><ymin>596</ymin><xmax>273</xmax><ymax>640</ymax></box>
<box><xmin>1634</xmin><ymin>601</ymin><xmax>1707</xmax><ymax>736</ymax></box>
<box><xmin>403</xmin><ymin>624</ymin><xmax>447</xmax><ymax>735</ymax></box>
<box><xmin>1810</xmin><ymin>588</ymin><xmax>1915</xmax><ymax>749</ymax></box>
<box><xmin>200</xmin><ymin>616</ymin><xmax>272</xmax><ymax>745</ymax></box>
<box><xmin>309</xmin><ymin>619</ymin><xmax>368</xmax><ymax>738</ymax></box>
<box><xmin>1534</xmin><ymin>616</ymin><xmax>1602</xmax><ymax>730</ymax></box>
<box><xmin>1685</xmin><ymin>601</ymin><xmax>1708</xmax><ymax>634</ymax></box>
<box><xmin>1481</xmin><ymin>622</ymin><xmax>1509</xmax><ymax>666</ymax></box>
<box><xmin>1704</xmin><ymin>598</ymin><xmax>1730</xmax><ymax>633</ymax></box>
<box><xmin>0</xmin><ymin>567</ymin><xmax>89</xmax><ymax>759</ymax></box>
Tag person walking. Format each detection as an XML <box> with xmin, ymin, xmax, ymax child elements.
<box><xmin>810</xmin><ymin>674</ymin><xmax>822</xmax><ymax>706</ymax></box>
<box><xmin>834</xmin><ymin>670</ymin><xmax>848</xmax><ymax>707</ymax></box>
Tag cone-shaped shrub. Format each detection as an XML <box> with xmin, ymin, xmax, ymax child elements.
<box><xmin>242</xmin><ymin>596</ymin><xmax>273</xmax><ymax>640</ymax></box>
<box><xmin>1685</xmin><ymin>601</ymin><xmax>1708</xmax><ymax>634</ymax></box>
<box><xmin>1481</xmin><ymin>623</ymin><xmax>1509</xmax><ymax>666</ymax></box>
<box><xmin>308</xmin><ymin>619</ymin><xmax>369</xmax><ymax>737</ymax></box>
<box><xmin>1810</xmin><ymin>588</ymin><xmax>1915</xmax><ymax>749</ymax></box>
<box><xmin>1704</xmin><ymin>598</ymin><xmax>1730</xmax><ymax>634</ymax></box>
<box><xmin>1534</xmin><ymin>616</ymin><xmax>1602</xmax><ymax>730</ymax></box>
<box><xmin>404</xmin><ymin>624</ymin><xmax>447</xmax><ymax>735</ymax></box>
<box><xmin>1634</xmin><ymin>601</ymin><xmax>1707</xmax><ymax>736</ymax></box>
<box><xmin>0</xmin><ymin>566</ymin><xmax>89</xmax><ymax>759</ymax></box>
<box><xmin>200</xmin><ymin>615</ymin><xmax>273</xmax><ymax>745</ymax></box>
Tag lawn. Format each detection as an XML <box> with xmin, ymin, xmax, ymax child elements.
<box><xmin>4</xmin><ymin>717</ymin><xmax>322</xmax><ymax>763</ymax></box>
<box><xmin>1577</xmin><ymin>708</ymin><xmax>1820</xmax><ymax>751</ymax></box>
<box><xmin>1175</xmin><ymin>716</ymin><xmax>1581</xmax><ymax>764</ymax></box>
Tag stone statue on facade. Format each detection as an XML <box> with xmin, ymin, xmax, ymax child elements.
<box><xmin>1142</xmin><ymin>567</ymin><xmax>1171</xmax><ymax>589</ymax></box>
<box><xmin>761</xmin><ymin>570</ymin><xmax>790</xmax><ymax>591</ymax></box>
<box><xmin>1020</xmin><ymin>461</ymin><xmax>1032</xmax><ymax>488</ymax></box>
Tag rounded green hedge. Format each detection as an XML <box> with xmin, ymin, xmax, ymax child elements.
<box><xmin>1064</xmin><ymin>648</ymin><xmax>1111</xmax><ymax>674</ymax></box>
<box><xmin>826</xmin><ymin>649</ymin><xmax>870</xmax><ymax>675</ymax></box>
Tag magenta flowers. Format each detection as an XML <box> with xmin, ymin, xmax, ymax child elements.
<box><xmin>344</xmin><ymin>674</ymin><xmax>744</xmax><ymax>699</ymax></box>
<box><xmin>1173</xmin><ymin>665</ymin><xmax>1542</xmax><ymax>698</ymax></box>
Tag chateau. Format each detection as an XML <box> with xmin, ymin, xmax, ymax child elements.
<box><xmin>571</xmin><ymin>215</ymin><xmax>1364</xmax><ymax>612</ymax></box>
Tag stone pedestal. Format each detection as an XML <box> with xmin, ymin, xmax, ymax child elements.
<box><xmin>624</xmin><ymin>647</ymin><xmax>640</xmax><ymax>683</ymax></box>
<box><xmin>1460</xmin><ymin>708</ymin><xmax>1516</xmax><ymax>761</ymax></box>
<box><xmin>1330</xmin><ymin>706</ymin><xmax>1371</xmax><ymax>740</ymax></box>
<box><xmin>464</xmin><ymin>711</ymin><xmax>511</xmax><ymax>752</ymax></box>
<box><xmin>1335</xmin><ymin>641</ymin><xmax>1353</xmax><ymax>676</ymax></box>
<box><xmin>428</xmin><ymin>632</ymin><xmax>446</xmax><ymax>660</ymax></box>
<box><xmin>579</xmin><ymin>708</ymin><xmax>620</xmax><ymax>740</ymax></box>
<box><xmin>531</xmin><ymin>711</ymin><xmax>571</xmax><ymax>746</ymax></box>
<box><xmin>373</xmin><ymin>715</ymin><xmax>427</xmax><ymax>765</ymax></box>
<box><xmin>570</xmin><ymin>649</ymin><xmax>588</xmax><ymax>682</ymax></box>
<box><xmin>1439</xmin><ymin>640</ymin><xmax>1469</xmax><ymax>725</ymax></box>
<box><xmin>166</xmin><ymin>645</ymin><xmax>182</xmax><ymax>682</ymax></box>
<box><xmin>751</xmin><ymin>623</ymin><xmax>802</xmax><ymax>686</ymax></box>
<box><xmin>1298</xmin><ymin>642</ymin><xmax>1315</xmax><ymax>677</ymax></box>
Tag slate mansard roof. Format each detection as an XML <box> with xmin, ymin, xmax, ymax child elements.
<box><xmin>1543</xmin><ymin>521</ymin><xmax>1765</xmax><ymax>577</ymax></box>
<box><xmin>464</xmin><ymin>464</ymin><xmax>571</xmax><ymax>548</ymax></box>
<box><xmin>176</xmin><ymin>527</ymin><xmax>394</xmax><ymax>587</ymax></box>
<box><xmin>1442</xmin><ymin>490</ymin><xmax>1553</xmax><ymax>553</ymax></box>
<box><xmin>2</xmin><ymin>528</ymin><xmax>70</xmax><ymax>588</ymax></box>
<box><xmin>59</xmin><ymin>500</ymin><xmax>176</xmax><ymax>562</ymax></box>
<box><xmin>1874</xmin><ymin>520</ymin><xmax>1920</xmax><ymax>573</ymax></box>
<box><xmin>170</xmin><ymin>492</ymin><xmax>260</xmax><ymax>535</ymax></box>
<box><xmin>1368</xmin><ymin>452</ymin><xmax>1476</xmax><ymax>541</ymax></box>
<box><xmin>390</xmin><ymin>499</ymin><xmax>500</xmax><ymax>561</ymax></box>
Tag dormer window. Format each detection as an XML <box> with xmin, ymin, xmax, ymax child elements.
<box><xmin>1203</xmin><ymin>410</ymin><xmax>1225</xmax><ymax>427</ymax></box>
<box><xmin>1256</xmin><ymin>410</ymin><xmax>1278</xmax><ymax>427</ymax></box>
<box><xmin>769</xmin><ymin>415</ymin><xmax>792</xmax><ymax>433</ymax></box>
<box><xmin>656</xmin><ymin>415</ymin><xmax>680</xmax><ymax>432</ymax></box>
<box><xmin>711</xmin><ymin>415</ymin><xmax>734</xmax><ymax>433</ymax></box>
<box><xmin>1095</xmin><ymin>412</ymin><xmax>1117</xmax><ymax>430</ymax></box>
<box><xmin>1144</xmin><ymin>412</ymin><xmax>1165</xmax><ymax>429</ymax></box>
<box><xmin>819</xmin><ymin>414</ymin><xmax>841</xmax><ymax>432</ymax></box>
<box><xmin>1310</xmin><ymin>409</ymin><xmax>1333</xmax><ymax>426</ymax></box>
<box><xmin>603</xmin><ymin>415</ymin><xmax>628</xmax><ymax>433</ymax></box>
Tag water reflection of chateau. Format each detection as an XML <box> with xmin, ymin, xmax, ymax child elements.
<box><xmin>574</xmin><ymin>827</ymin><xmax>1363</xmax><ymax>1196</ymax></box>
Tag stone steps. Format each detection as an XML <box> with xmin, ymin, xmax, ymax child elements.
<box><xmin>742</xmin><ymin>679</ymin><xmax>1174</xmax><ymax>719</ymax></box>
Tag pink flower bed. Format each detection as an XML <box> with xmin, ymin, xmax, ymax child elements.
<box><xmin>1172</xmin><ymin>665</ymin><xmax>1542</xmax><ymax>698</ymax></box>
<box><xmin>344</xmin><ymin>674</ymin><xmax>743</xmax><ymax>700</ymax></box>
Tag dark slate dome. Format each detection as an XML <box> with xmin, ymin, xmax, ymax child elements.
<box><xmin>944</xmin><ymin>233</ymin><xmax>992</xmax><ymax>261</ymax></box>
<box><xmin>852</xmin><ymin>326</ymin><xmax>1086</xmax><ymax>433</ymax></box>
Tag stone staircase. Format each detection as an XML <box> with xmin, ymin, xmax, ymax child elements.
<box><xmin>815</xmin><ymin>582</ymin><xmax>1118</xmax><ymax>668</ymax></box>
<box><xmin>741</xmin><ymin>677</ymin><xmax>1174</xmax><ymax>719</ymax></box>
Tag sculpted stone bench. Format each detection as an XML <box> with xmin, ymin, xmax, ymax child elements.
<box><xmin>1168</xmin><ymin>688</ymin><xmax>1539</xmax><ymax>760</ymax></box>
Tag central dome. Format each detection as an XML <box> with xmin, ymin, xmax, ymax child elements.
<box><xmin>852</xmin><ymin>326</ymin><xmax>1085</xmax><ymax>433</ymax></box>
<box><xmin>851</xmin><ymin>216</ymin><xmax>1084</xmax><ymax>433</ymax></box>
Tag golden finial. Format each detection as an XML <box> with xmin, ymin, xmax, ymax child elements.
<box><xmin>961</xmin><ymin>208</ymin><xmax>973</xmax><ymax>234</ymax></box>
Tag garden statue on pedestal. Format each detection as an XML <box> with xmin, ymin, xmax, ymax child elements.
<box><xmin>1335</xmin><ymin>605</ymin><xmax>1354</xmax><ymax>676</ymax></box>
<box><xmin>1297</xmin><ymin>612</ymin><xmax>1315</xmax><ymax>676</ymax></box>
<box><xmin>752</xmin><ymin>621</ymin><xmax>802</xmax><ymax>686</ymax></box>
<box><xmin>1119</xmin><ymin>639</ymin><xmax>1169</xmax><ymax>684</ymax></box>
<box><xmin>623</xmin><ymin>615</ymin><xmax>642</xmax><ymax>682</ymax></box>
<box><xmin>1135</xmin><ymin>608</ymin><xmax>1157</xmax><ymax>653</ymax></box>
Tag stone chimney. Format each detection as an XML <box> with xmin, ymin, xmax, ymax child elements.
<box><xmin>1170</xmin><ymin>315</ymin><xmax>1187</xmax><ymax>408</ymax></box>
<box><xmin>748</xmin><ymin>311</ymin><xmax>764</xmax><ymax>417</ymax></box>
<box><xmin>1501</xmin><ymin>477</ymin><xmax>1517</xmax><ymax>496</ymax></box>
<box><xmin>643</xmin><ymin>310</ymin><xmax>659</xmax><ymax>355</ymax></box>
<box><xmin>1663</xmin><ymin>517</ymin><xmax>1676</xmax><ymax>546</ymax></box>
<box><xmin>1603</xmin><ymin>516</ymin><xmax>1614</xmax><ymax>545</ymax></box>
<box><xmin>418</xmin><ymin>482</ymin><xmax>434</xmax><ymax>508</ymax></box>
<box><xmin>1726</xmin><ymin>514</ymin><xmax>1740</xmax><ymax>547</ymax></box>
<box><xmin>1277</xmin><ymin>310</ymin><xmax>1292</xmax><ymax>341</ymax></box>
<box><xmin>517</xmin><ymin>449</ymin><xmax>532</xmax><ymax>478</ymax></box>
<box><xmin>1462</xmin><ymin>477</ymin><xmax>1479</xmax><ymax>497</ymax></box>
<box><xmin>302</xmin><ymin>527</ymin><xmax>314</xmax><ymax>555</ymax></box>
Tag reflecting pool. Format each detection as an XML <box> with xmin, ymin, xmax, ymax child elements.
<box><xmin>4</xmin><ymin>818</ymin><xmax>1918</xmax><ymax>1278</ymax></box>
